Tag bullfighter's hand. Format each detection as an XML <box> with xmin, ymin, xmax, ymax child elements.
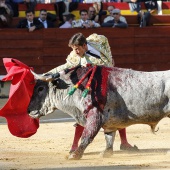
<box><xmin>45</xmin><ymin>72</ymin><xmax>60</xmax><ymax>81</ymax></box>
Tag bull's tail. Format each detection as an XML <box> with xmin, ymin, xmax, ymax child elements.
<box><xmin>150</xmin><ymin>123</ymin><xmax>159</xmax><ymax>134</ymax></box>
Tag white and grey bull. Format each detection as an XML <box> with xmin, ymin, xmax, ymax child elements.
<box><xmin>28</xmin><ymin>66</ymin><xmax>170</xmax><ymax>160</ymax></box>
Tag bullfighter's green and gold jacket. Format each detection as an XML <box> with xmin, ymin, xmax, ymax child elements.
<box><xmin>48</xmin><ymin>33</ymin><xmax>114</xmax><ymax>74</ymax></box>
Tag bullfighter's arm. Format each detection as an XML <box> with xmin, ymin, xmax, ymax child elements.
<box><xmin>45</xmin><ymin>51</ymin><xmax>80</xmax><ymax>74</ymax></box>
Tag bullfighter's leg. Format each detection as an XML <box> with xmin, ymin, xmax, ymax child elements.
<box><xmin>119</xmin><ymin>128</ymin><xmax>139</xmax><ymax>151</ymax></box>
<box><xmin>70</xmin><ymin>126</ymin><xmax>138</xmax><ymax>153</ymax></box>
<box><xmin>100</xmin><ymin>131</ymin><xmax>116</xmax><ymax>157</ymax></box>
<box><xmin>70</xmin><ymin>124</ymin><xmax>84</xmax><ymax>153</ymax></box>
<box><xmin>68</xmin><ymin>108</ymin><xmax>102</xmax><ymax>160</ymax></box>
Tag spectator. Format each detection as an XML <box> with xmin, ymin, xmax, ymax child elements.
<box><xmin>139</xmin><ymin>0</ymin><xmax>158</xmax><ymax>27</ymax></box>
<box><xmin>103</xmin><ymin>5</ymin><xmax>114</xmax><ymax>23</ymax></box>
<box><xmin>72</xmin><ymin>9</ymin><xmax>100</xmax><ymax>28</ymax></box>
<box><xmin>0</xmin><ymin>0</ymin><xmax>13</xmax><ymax>28</ymax></box>
<box><xmin>101</xmin><ymin>8</ymin><xmax>128</xmax><ymax>28</ymax></box>
<box><xmin>38</xmin><ymin>9</ymin><xmax>54</xmax><ymax>28</ymax></box>
<box><xmin>88</xmin><ymin>6</ymin><xmax>99</xmax><ymax>23</ymax></box>
<box><xmin>23</xmin><ymin>0</ymin><xmax>37</xmax><ymax>13</ymax></box>
<box><xmin>59</xmin><ymin>13</ymin><xmax>75</xmax><ymax>28</ymax></box>
<box><xmin>7</xmin><ymin>0</ymin><xmax>20</xmax><ymax>17</ymax></box>
<box><xmin>54</xmin><ymin>1</ymin><xmax>66</xmax><ymax>24</ymax></box>
<box><xmin>58</xmin><ymin>11</ymin><xmax>70</xmax><ymax>27</ymax></box>
<box><xmin>123</xmin><ymin>0</ymin><xmax>141</xmax><ymax>13</ymax></box>
<box><xmin>17</xmin><ymin>9</ymin><xmax>44</xmax><ymax>32</ymax></box>
<box><xmin>93</xmin><ymin>2</ymin><xmax>107</xmax><ymax>24</ymax></box>
<box><xmin>123</xmin><ymin>0</ymin><xmax>157</xmax><ymax>27</ymax></box>
<box><xmin>157</xmin><ymin>0</ymin><xmax>162</xmax><ymax>15</ymax></box>
<box><xmin>103</xmin><ymin>5</ymin><xmax>127</xmax><ymax>23</ymax></box>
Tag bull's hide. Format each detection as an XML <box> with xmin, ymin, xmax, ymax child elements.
<box><xmin>29</xmin><ymin>65</ymin><xmax>170</xmax><ymax>130</ymax></box>
<box><xmin>69</xmin><ymin>65</ymin><xmax>112</xmax><ymax>112</ymax></box>
<box><xmin>28</xmin><ymin>64</ymin><xmax>170</xmax><ymax>160</ymax></box>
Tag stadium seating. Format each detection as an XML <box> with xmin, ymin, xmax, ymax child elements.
<box><xmin>18</xmin><ymin>2</ymin><xmax>170</xmax><ymax>17</ymax></box>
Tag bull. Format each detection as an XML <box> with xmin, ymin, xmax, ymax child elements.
<box><xmin>28</xmin><ymin>65</ymin><xmax>170</xmax><ymax>160</ymax></box>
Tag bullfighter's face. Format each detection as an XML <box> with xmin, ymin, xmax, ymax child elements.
<box><xmin>71</xmin><ymin>44</ymin><xmax>87</xmax><ymax>58</ymax></box>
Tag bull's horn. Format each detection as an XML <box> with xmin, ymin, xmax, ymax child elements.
<box><xmin>30</xmin><ymin>70</ymin><xmax>51</xmax><ymax>81</ymax></box>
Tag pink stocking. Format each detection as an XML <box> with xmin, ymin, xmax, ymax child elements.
<box><xmin>118</xmin><ymin>128</ymin><xmax>131</xmax><ymax>147</ymax></box>
<box><xmin>71</xmin><ymin>124</ymin><xmax>84</xmax><ymax>151</ymax></box>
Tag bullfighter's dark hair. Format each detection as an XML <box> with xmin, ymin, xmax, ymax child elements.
<box><xmin>68</xmin><ymin>33</ymin><xmax>87</xmax><ymax>47</ymax></box>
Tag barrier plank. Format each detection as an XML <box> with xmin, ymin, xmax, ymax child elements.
<box><xmin>135</xmin><ymin>37</ymin><xmax>170</xmax><ymax>44</ymax></box>
<box><xmin>134</xmin><ymin>27</ymin><xmax>170</xmax><ymax>37</ymax></box>
<box><xmin>0</xmin><ymin>27</ymin><xmax>170</xmax><ymax>75</ymax></box>
<box><xmin>134</xmin><ymin>54</ymin><xmax>170</xmax><ymax>64</ymax></box>
<box><xmin>0</xmin><ymin>40</ymin><xmax>43</xmax><ymax>48</ymax></box>
<box><xmin>0</xmin><ymin>29</ymin><xmax>43</xmax><ymax>39</ymax></box>
<box><xmin>0</xmin><ymin>49</ymin><xmax>42</xmax><ymax>58</ymax></box>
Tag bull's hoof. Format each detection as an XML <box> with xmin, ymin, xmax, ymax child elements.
<box><xmin>120</xmin><ymin>144</ymin><xmax>139</xmax><ymax>152</ymax></box>
<box><xmin>69</xmin><ymin>149</ymin><xmax>75</xmax><ymax>154</ymax></box>
<box><xmin>67</xmin><ymin>152</ymin><xmax>82</xmax><ymax>160</ymax></box>
<box><xmin>100</xmin><ymin>149</ymin><xmax>113</xmax><ymax>158</ymax></box>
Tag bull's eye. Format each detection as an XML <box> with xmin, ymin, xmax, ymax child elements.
<box><xmin>37</xmin><ymin>86</ymin><xmax>44</xmax><ymax>94</ymax></box>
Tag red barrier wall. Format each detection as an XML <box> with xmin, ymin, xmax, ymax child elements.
<box><xmin>0</xmin><ymin>27</ymin><xmax>170</xmax><ymax>74</ymax></box>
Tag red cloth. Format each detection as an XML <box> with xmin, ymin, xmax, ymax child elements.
<box><xmin>0</xmin><ymin>58</ymin><xmax>39</xmax><ymax>138</ymax></box>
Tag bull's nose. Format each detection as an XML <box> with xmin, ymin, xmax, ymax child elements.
<box><xmin>28</xmin><ymin>110</ymin><xmax>40</xmax><ymax>119</ymax></box>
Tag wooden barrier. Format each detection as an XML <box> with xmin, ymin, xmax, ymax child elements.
<box><xmin>0</xmin><ymin>27</ymin><xmax>170</xmax><ymax>75</ymax></box>
<box><xmin>150</xmin><ymin>15</ymin><xmax>170</xmax><ymax>26</ymax></box>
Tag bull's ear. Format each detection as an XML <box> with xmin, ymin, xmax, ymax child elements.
<box><xmin>52</xmin><ymin>78</ymin><xmax>70</xmax><ymax>89</ymax></box>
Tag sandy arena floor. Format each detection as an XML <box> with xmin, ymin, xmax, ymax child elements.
<box><xmin>0</xmin><ymin>99</ymin><xmax>170</xmax><ymax>170</ymax></box>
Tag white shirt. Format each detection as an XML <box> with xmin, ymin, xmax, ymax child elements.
<box><xmin>86</xmin><ymin>43</ymin><xmax>100</xmax><ymax>57</ymax></box>
<box><xmin>80</xmin><ymin>44</ymin><xmax>101</xmax><ymax>66</ymax></box>
<box><xmin>39</xmin><ymin>18</ymin><xmax>47</xmax><ymax>28</ymax></box>
<box><xmin>81</xmin><ymin>19</ymin><xmax>88</xmax><ymax>26</ymax></box>
<box><xmin>81</xmin><ymin>19</ymin><xmax>100</xmax><ymax>28</ymax></box>
<box><xmin>27</xmin><ymin>21</ymin><xmax>33</xmax><ymax>28</ymax></box>
<box><xmin>59</xmin><ymin>21</ymin><xmax>72</xmax><ymax>28</ymax></box>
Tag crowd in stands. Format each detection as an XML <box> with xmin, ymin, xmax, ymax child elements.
<box><xmin>0</xmin><ymin>0</ymin><xmax>13</xmax><ymax>27</ymax></box>
<box><xmin>0</xmin><ymin>0</ymin><xmax>169</xmax><ymax>29</ymax></box>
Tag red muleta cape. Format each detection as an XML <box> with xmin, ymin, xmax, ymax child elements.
<box><xmin>0</xmin><ymin>58</ymin><xmax>39</xmax><ymax>138</ymax></box>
